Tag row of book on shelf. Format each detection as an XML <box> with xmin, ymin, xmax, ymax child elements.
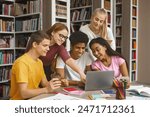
<box><xmin>14</xmin><ymin>0</ymin><xmax>42</xmax><ymax>16</ymax></box>
<box><xmin>0</xmin><ymin>85</ymin><xmax>9</xmax><ymax>98</ymax></box>
<box><xmin>0</xmin><ymin>51</ymin><xmax>14</xmax><ymax>65</ymax></box>
<box><xmin>116</xmin><ymin>16</ymin><xmax>122</xmax><ymax>26</ymax></box>
<box><xmin>132</xmin><ymin>40</ymin><xmax>136</xmax><ymax>48</ymax></box>
<box><xmin>70</xmin><ymin>22</ymin><xmax>85</xmax><ymax>33</ymax></box>
<box><xmin>132</xmin><ymin>29</ymin><xmax>137</xmax><ymax>38</ymax></box>
<box><xmin>0</xmin><ymin>35</ymin><xmax>14</xmax><ymax>48</ymax></box>
<box><xmin>0</xmin><ymin>0</ymin><xmax>42</xmax><ymax>16</ymax></box>
<box><xmin>70</xmin><ymin>0</ymin><xmax>92</xmax><ymax>8</ymax></box>
<box><xmin>116</xmin><ymin>38</ymin><xmax>121</xmax><ymax>47</ymax></box>
<box><xmin>71</xmin><ymin>8</ymin><xmax>91</xmax><ymax>22</ymax></box>
<box><xmin>116</xmin><ymin>5</ymin><xmax>122</xmax><ymax>14</ymax></box>
<box><xmin>15</xmin><ymin>18</ymin><xmax>40</xmax><ymax>32</ymax></box>
<box><xmin>132</xmin><ymin>61</ymin><xmax>136</xmax><ymax>70</ymax></box>
<box><xmin>0</xmin><ymin>35</ymin><xmax>29</xmax><ymax>48</ymax></box>
<box><xmin>116</xmin><ymin>27</ymin><xmax>122</xmax><ymax>37</ymax></box>
<box><xmin>56</xmin><ymin>4</ymin><xmax>67</xmax><ymax>18</ymax></box>
<box><xmin>0</xmin><ymin>19</ymin><xmax>14</xmax><ymax>32</ymax></box>
<box><xmin>131</xmin><ymin>72</ymin><xmax>136</xmax><ymax>81</ymax></box>
<box><xmin>132</xmin><ymin>18</ymin><xmax>137</xmax><ymax>27</ymax></box>
<box><xmin>0</xmin><ymin>3</ymin><xmax>14</xmax><ymax>16</ymax></box>
<box><xmin>15</xmin><ymin>35</ymin><xmax>30</xmax><ymax>48</ymax></box>
<box><xmin>0</xmin><ymin>67</ymin><xmax>11</xmax><ymax>82</ymax></box>
<box><xmin>116</xmin><ymin>9</ymin><xmax>137</xmax><ymax>27</ymax></box>
<box><xmin>104</xmin><ymin>0</ymin><xmax>111</xmax><ymax>10</ymax></box>
<box><xmin>132</xmin><ymin>0</ymin><xmax>137</xmax><ymax>5</ymax></box>
<box><xmin>132</xmin><ymin>7</ymin><xmax>137</xmax><ymax>16</ymax></box>
<box><xmin>0</xmin><ymin>19</ymin><xmax>41</xmax><ymax>33</ymax></box>
<box><xmin>132</xmin><ymin>51</ymin><xmax>136</xmax><ymax>59</ymax></box>
<box><xmin>116</xmin><ymin>0</ymin><xmax>122</xmax><ymax>4</ymax></box>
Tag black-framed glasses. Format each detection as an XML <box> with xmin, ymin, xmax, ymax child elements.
<box><xmin>58</xmin><ymin>33</ymin><xmax>68</xmax><ymax>40</ymax></box>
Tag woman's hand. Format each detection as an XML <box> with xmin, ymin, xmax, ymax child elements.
<box><xmin>61</xmin><ymin>78</ymin><xmax>69</xmax><ymax>87</ymax></box>
<box><xmin>79</xmin><ymin>72</ymin><xmax>86</xmax><ymax>83</ymax></box>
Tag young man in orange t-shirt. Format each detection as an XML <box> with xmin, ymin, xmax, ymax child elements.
<box><xmin>10</xmin><ymin>31</ymin><xmax>61</xmax><ymax>100</ymax></box>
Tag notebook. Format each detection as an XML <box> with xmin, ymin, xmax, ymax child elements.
<box><xmin>85</xmin><ymin>71</ymin><xmax>114</xmax><ymax>91</ymax></box>
<box><xmin>63</xmin><ymin>87</ymin><xmax>85</xmax><ymax>95</ymax></box>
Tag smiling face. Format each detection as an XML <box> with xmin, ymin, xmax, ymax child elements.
<box><xmin>91</xmin><ymin>43</ymin><xmax>107</xmax><ymax>60</ymax></box>
<box><xmin>34</xmin><ymin>38</ymin><xmax>50</xmax><ymax>56</ymax></box>
<box><xmin>52</xmin><ymin>29</ymin><xmax>68</xmax><ymax>45</ymax></box>
<box><xmin>71</xmin><ymin>43</ymin><xmax>86</xmax><ymax>59</ymax></box>
<box><xmin>91</xmin><ymin>12</ymin><xmax>106</xmax><ymax>31</ymax></box>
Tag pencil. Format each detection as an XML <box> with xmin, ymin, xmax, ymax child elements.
<box><xmin>88</xmin><ymin>95</ymin><xmax>93</xmax><ymax>100</ymax></box>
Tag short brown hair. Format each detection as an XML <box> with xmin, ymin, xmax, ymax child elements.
<box><xmin>26</xmin><ymin>30</ymin><xmax>50</xmax><ymax>52</ymax></box>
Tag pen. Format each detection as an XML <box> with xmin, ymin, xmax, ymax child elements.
<box><xmin>88</xmin><ymin>95</ymin><xmax>93</xmax><ymax>100</ymax></box>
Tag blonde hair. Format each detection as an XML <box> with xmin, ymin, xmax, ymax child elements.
<box><xmin>91</xmin><ymin>8</ymin><xmax>108</xmax><ymax>40</ymax></box>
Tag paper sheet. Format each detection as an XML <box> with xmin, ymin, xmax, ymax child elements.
<box><xmin>39</xmin><ymin>93</ymin><xmax>84</xmax><ymax>100</ymax></box>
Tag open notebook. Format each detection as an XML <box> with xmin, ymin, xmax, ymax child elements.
<box><xmin>127</xmin><ymin>85</ymin><xmax>150</xmax><ymax>97</ymax></box>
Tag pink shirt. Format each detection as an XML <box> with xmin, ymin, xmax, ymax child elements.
<box><xmin>91</xmin><ymin>56</ymin><xmax>125</xmax><ymax>78</ymax></box>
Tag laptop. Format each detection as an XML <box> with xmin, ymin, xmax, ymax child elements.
<box><xmin>84</xmin><ymin>71</ymin><xmax>114</xmax><ymax>91</ymax></box>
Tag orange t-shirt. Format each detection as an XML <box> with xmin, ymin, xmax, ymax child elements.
<box><xmin>10</xmin><ymin>53</ymin><xmax>46</xmax><ymax>100</ymax></box>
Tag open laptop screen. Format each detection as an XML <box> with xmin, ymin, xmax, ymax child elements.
<box><xmin>85</xmin><ymin>71</ymin><xmax>114</xmax><ymax>91</ymax></box>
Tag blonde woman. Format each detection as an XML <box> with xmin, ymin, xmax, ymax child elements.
<box><xmin>80</xmin><ymin>8</ymin><xmax>116</xmax><ymax>61</ymax></box>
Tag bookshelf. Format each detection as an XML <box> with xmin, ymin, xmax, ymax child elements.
<box><xmin>51</xmin><ymin>0</ymin><xmax>70</xmax><ymax>26</ymax></box>
<box><xmin>102</xmin><ymin>0</ymin><xmax>113</xmax><ymax>29</ymax></box>
<box><xmin>70</xmin><ymin>0</ymin><xmax>114</xmax><ymax>32</ymax></box>
<box><xmin>122</xmin><ymin>0</ymin><xmax>138</xmax><ymax>82</ymax></box>
<box><xmin>0</xmin><ymin>0</ymin><xmax>15</xmax><ymax>99</ymax></box>
<box><xmin>70</xmin><ymin>0</ymin><xmax>93</xmax><ymax>33</ymax></box>
<box><xmin>115</xmin><ymin>0</ymin><xmax>122</xmax><ymax>54</ymax></box>
<box><xmin>14</xmin><ymin>0</ymin><xmax>43</xmax><ymax>59</ymax></box>
<box><xmin>0</xmin><ymin>0</ymin><xmax>43</xmax><ymax>99</ymax></box>
<box><xmin>50</xmin><ymin>0</ymin><xmax>70</xmax><ymax>50</ymax></box>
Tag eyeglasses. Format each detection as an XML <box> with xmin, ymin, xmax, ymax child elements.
<box><xmin>58</xmin><ymin>33</ymin><xmax>68</xmax><ymax>40</ymax></box>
